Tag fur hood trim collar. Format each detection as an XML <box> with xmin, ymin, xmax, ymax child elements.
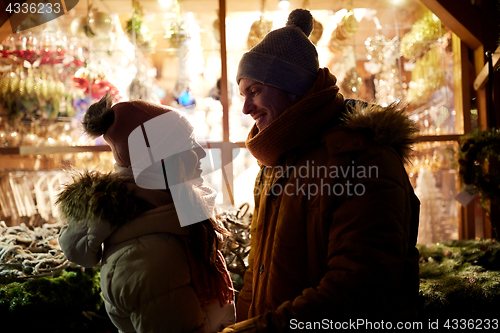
<box><xmin>56</xmin><ymin>170</ymin><xmax>171</xmax><ymax>227</ymax></box>
<box><xmin>341</xmin><ymin>100</ymin><xmax>419</xmax><ymax>164</ymax></box>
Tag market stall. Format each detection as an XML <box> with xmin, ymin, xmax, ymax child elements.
<box><xmin>0</xmin><ymin>0</ymin><xmax>499</xmax><ymax>330</ymax></box>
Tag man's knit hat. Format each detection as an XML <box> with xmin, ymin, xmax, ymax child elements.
<box><xmin>236</xmin><ymin>8</ymin><xmax>319</xmax><ymax>96</ymax></box>
<box><xmin>82</xmin><ymin>94</ymin><xmax>193</xmax><ymax>168</ymax></box>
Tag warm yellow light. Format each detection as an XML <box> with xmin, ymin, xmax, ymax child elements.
<box><xmin>353</xmin><ymin>8</ymin><xmax>366</xmax><ymax>22</ymax></box>
<box><xmin>158</xmin><ymin>0</ymin><xmax>172</xmax><ymax>7</ymax></box>
<box><xmin>333</xmin><ymin>9</ymin><xmax>348</xmax><ymax>25</ymax></box>
<box><xmin>278</xmin><ymin>0</ymin><xmax>290</xmax><ymax>10</ymax></box>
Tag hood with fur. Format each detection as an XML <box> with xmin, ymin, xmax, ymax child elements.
<box><xmin>56</xmin><ymin>170</ymin><xmax>158</xmax><ymax>226</ymax></box>
<box><xmin>56</xmin><ymin>170</ymin><xmax>185</xmax><ymax>267</ymax></box>
<box><xmin>340</xmin><ymin>100</ymin><xmax>419</xmax><ymax>165</ymax></box>
<box><xmin>55</xmin><ymin>166</ymin><xmax>215</xmax><ymax>234</ymax></box>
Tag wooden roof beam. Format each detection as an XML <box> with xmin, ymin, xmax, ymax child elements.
<box><xmin>420</xmin><ymin>0</ymin><xmax>482</xmax><ymax>49</ymax></box>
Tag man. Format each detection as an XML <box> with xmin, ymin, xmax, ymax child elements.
<box><xmin>222</xmin><ymin>8</ymin><xmax>420</xmax><ymax>332</ymax></box>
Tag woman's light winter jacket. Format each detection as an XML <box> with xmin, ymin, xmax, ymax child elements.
<box><xmin>58</xmin><ymin>170</ymin><xmax>235</xmax><ymax>333</ymax></box>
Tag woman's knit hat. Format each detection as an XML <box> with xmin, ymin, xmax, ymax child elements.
<box><xmin>236</xmin><ymin>8</ymin><xmax>319</xmax><ymax>96</ymax></box>
<box><xmin>82</xmin><ymin>94</ymin><xmax>193</xmax><ymax>169</ymax></box>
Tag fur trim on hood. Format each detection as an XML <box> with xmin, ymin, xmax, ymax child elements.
<box><xmin>341</xmin><ymin>100</ymin><xmax>419</xmax><ymax>165</ymax></box>
<box><xmin>56</xmin><ymin>170</ymin><xmax>152</xmax><ymax>226</ymax></box>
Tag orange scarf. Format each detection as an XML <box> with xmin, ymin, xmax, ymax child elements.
<box><xmin>246</xmin><ymin>68</ymin><xmax>345</xmax><ymax>167</ymax></box>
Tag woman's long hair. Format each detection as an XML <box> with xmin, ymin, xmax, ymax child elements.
<box><xmin>164</xmin><ymin>154</ymin><xmax>234</xmax><ymax>307</ymax></box>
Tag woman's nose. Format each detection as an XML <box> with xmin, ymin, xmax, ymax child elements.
<box><xmin>194</xmin><ymin>142</ymin><xmax>207</xmax><ymax>159</ymax></box>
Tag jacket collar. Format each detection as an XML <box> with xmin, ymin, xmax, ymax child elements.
<box><xmin>334</xmin><ymin>100</ymin><xmax>419</xmax><ymax>165</ymax></box>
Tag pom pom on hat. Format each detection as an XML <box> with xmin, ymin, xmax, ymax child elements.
<box><xmin>82</xmin><ymin>94</ymin><xmax>114</xmax><ymax>139</ymax></box>
<box><xmin>236</xmin><ymin>8</ymin><xmax>319</xmax><ymax>96</ymax></box>
<box><xmin>286</xmin><ymin>8</ymin><xmax>314</xmax><ymax>37</ymax></box>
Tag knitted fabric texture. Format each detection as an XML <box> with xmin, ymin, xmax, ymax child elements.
<box><xmin>102</xmin><ymin>100</ymin><xmax>193</xmax><ymax>167</ymax></box>
<box><xmin>246</xmin><ymin>68</ymin><xmax>345</xmax><ymax>166</ymax></box>
<box><xmin>236</xmin><ymin>8</ymin><xmax>319</xmax><ymax>96</ymax></box>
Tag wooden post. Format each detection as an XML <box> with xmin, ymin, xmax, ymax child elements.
<box><xmin>460</xmin><ymin>202</ymin><xmax>476</xmax><ymax>239</ymax></box>
<box><xmin>0</xmin><ymin>19</ymin><xmax>12</xmax><ymax>44</ymax></box>
<box><xmin>218</xmin><ymin>0</ymin><xmax>234</xmax><ymax>206</ymax></box>
<box><xmin>453</xmin><ymin>36</ymin><xmax>471</xmax><ymax>135</ymax></box>
<box><xmin>452</xmin><ymin>34</ymin><xmax>474</xmax><ymax>239</ymax></box>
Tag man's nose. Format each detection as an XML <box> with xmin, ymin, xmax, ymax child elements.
<box><xmin>242</xmin><ymin>98</ymin><xmax>254</xmax><ymax>115</ymax></box>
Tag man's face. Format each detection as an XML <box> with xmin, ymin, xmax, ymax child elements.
<box><xmin>239</xmin><ymin>78</ymin><xmax>297</xmax><ymax>131</ymax></box>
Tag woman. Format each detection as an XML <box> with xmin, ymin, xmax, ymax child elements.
<box><xmin>57</xmin><ymin>94</ymin><xmax>235</xmax><ymax>333</ymax></box>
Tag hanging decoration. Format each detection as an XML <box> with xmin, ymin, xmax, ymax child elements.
<box><xmin>400</xmin><ymin>9</ymin><xmax>449</xmax><ymax>104</ymax></box>
<box><xmin>163</xmin><ymin>0</ymin><xmax>189</xmax><ymax>49</ymax></box>
<box><xmin>70</xmin><ymin>12</ymin><xmax>112</xmax><ymax>39</ymax></box>
<box><xmin>247</xmin><ymin>0</ymin><xmax>273</xmax><ymax>50</ymax></box>
<box><xmin>0</xmin><ymin>35</ymin><xmax>82</xmax><ymax>67</ymax></box>
<box><xmin>459</xmin><ymin>128</ymin><xmax>500</xmax><ymax>214</ymax></box>
<box><xmin>406</xmin><ymin>46</ymin><xmax>445</xmax><ymax>102</ymax></box>
<box><xmin>168</xmin><ymin>7</ymin><xmax>204</xmax><ymax>108</ymax></box>
<box><xmin>301</xmin><ymin>0</ymin><xmax>323</xmax><ymax>45</ymax></box>
<box><xmin>406</xmin><ymin>146</ymin><xmax>448</xmax><ymax>177</ymax></box>
<box><xmin>247</xmin><ymin>17</ymin><xmax>273</xmax><ymax>50</ymax></box>
<box><xmin>70</xmin><ymin>16</ymin><xmax>93</xmax><ymax>39</ymax></box>
<box><xmin>176</xmin><ymin>87</ymin><xmax>195</xmax><ymax>107</ymax></box>
<box><xmin>128</xmin><ymin>73</ymin><xmax>154</xmax><ymax>101</ymax></box>
<box><xmin>340</xmin><ymin>67</ymin><xmax>362</xmax><ymax>96</ymax></box>
<box><xmin>0</xmin><ymin>30</ymin><xmax>84</xmax><ymax>119</ymax></box>
<box><xmin>329</xmin><ymin>42</ymin><xmax>358</xmax><ymax>99</ymax></box>
<box><xmin>408</xmin><ymin>99</ymin><xmax>451</xmax><ymax>136</ymax></box>
<box><xmin>310</xmin><ymin>18</ymin><xmax>324</xmax><ymax>45</ymax></box>
<box><xmin>409</xmin><ymin>147</ymin><xmax>455</xmax><ymax>244</ymax></box>
<box><xmin>88</xmin><ymin>10</ymin><xmax>114</xmax><ymax>55</ymax></box>
<box><xmin>126</xmin><ymin>0</ymin><xmax>157</xmax><ymax>52</ymax></box>
<box><xmin>72</xmin><ymin>67</ymin><xmax>121</xmax><ymax>101</ymax></box>
<box><xmin>0</xmin><ymin>67</ymin><xmax>66</xmax><ymax>113</ymax></box>
<box><xmin>68</xmin><ymin>0</ymin><xmax>112</xmax><ymax>39</ymax></box>
<box><xmin>212</xmin><ymin>10</ymin><xmax>220</xmax><ymax>44</ymax></box>
<box><xmin>327</xmin><ymin>10</ymin><xmax>358</xmax><ymax>98</ymax></box>
<box><xmin>364</xmin><ymin>34</ymin><xmax>402</xmax><ymax>105</ymax></box>
<box><xmin>415</xmin><ymin>167</ymin><xmax>444</xmax><ymax>245</ymax></box>
<box><xmin>328</xmin><ymin>11</ymin><xmax>358</xmax><ymax>54</ymax></box>
<box><xmin>400</xmin><ymin>11</ymin><xmax>444</xmax><ymax>61</ymax></box>
<box><xmin>88</xmin><ymin>11</ymin><xmax>113</xmax><ymax>37</ymax></box>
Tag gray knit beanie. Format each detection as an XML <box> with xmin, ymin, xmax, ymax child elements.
<box><xmin>236</xmin><ymin>9</ymin><xmax>319</xmax><ymax>96</ymax></box>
